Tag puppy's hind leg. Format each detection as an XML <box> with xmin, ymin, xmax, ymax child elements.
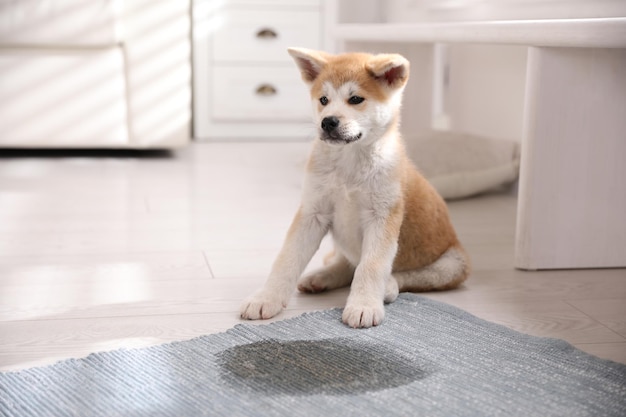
<box><xmin>298</xmin><ymin>251</ymin><xmax>355</xmax><ymax>293</ymax></box>
<box><xmin>384</xmin><ymin>275</ymin><xmax>399</xmax><ymax>304</ymax></box>
<box><xmin>393</xmin><ymin>245</ymin><xmax>470</xmax><ymax>292</ymax></box>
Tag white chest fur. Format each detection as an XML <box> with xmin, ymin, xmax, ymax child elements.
<box><xmin>329</xmin><ymin>188</ymin><xmax>368</xmax><ymax>265</ymax></box>
<box><xmin>304</xmin><ymin>137</ymin><xmax>403</xmax><ymax>265</ymax></box>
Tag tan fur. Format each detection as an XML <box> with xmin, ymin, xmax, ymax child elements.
<box><xmin>394</xmin><ymin>153</ymin><xmax>462</xmax><ymax>271</ymax></box>
<box><xmin>309</xmin><ymin>53</ymin><xmax>390</xmax><ymax>103</ymax></box>
<box><xmin>240</xmin><ymin>48</ymin><xmax>470</xmax><ymax>328</ymax></box>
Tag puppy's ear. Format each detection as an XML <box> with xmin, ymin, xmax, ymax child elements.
<box><xmin>366</xmin><ymin>54</ymin><xmax>410</xmax><ymax>89</ymax></box>
<box><xmin>287</xmin><ymin>47</ymin><xmax>329</xmax><ymax>83</ymax></box>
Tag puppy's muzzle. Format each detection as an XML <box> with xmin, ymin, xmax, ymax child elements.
<box><xmin>321</xmin><ymin>116</ymin><xmax>340</xmax><ymax>133</ymax></box>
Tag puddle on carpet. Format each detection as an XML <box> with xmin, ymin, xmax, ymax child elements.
<box><xmin>217</xmin><ymin>338</ymin><xmax>432</xmax><ymax>396</ymax></box>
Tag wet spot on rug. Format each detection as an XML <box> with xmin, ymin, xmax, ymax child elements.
<box><xmin>217</xmin><ymin>338</ymin><xmax>433</xmax><ymax>396</ymax></box>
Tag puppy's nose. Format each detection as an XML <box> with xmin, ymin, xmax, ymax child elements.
<box><xmin>321</xmin><ymin>116</ymin><xmax>340</xmax><ymax>133</ymax></box>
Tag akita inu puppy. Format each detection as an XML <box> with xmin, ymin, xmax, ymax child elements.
<box><xmin>240</xmin><ymin>48</ymin><xmax>470</xmax><ymax>328</ymax></box>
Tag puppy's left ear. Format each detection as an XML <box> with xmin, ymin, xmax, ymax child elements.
<box><xmin>366</xmin><ymin>54</ymin><xmax>410</xmax><ymax>89</ymax></box>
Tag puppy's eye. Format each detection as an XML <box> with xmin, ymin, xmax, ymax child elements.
<box><xmin>319</xmin><ymin>96</ymin><xmax>329</xmax><ymax>106</ymax></box>
<box><xmin>348</xmin><ymin>96</ymin><xmax>365</xmax><ymax>105</ymax></box>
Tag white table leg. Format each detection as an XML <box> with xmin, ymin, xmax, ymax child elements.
<box><xmin>515</xmin><ymin>47</ymin><xmax>626</xmax><ymax>270</ymax></box>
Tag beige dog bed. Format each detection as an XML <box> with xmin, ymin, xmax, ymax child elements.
<box><xmin>406</xmin><ymin>131</ymin><xmax>521</xmax><ymax>200</ymax></box>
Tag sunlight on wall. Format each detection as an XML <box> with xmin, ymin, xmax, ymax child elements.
<box><xmin>0</xmin><ymin>0</ymin><xmax>191</xmax><ymax>148</ymax></box>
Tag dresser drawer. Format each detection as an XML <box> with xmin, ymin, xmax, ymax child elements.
<box><xmin>212</xmin><ymin>9</ymin><xmax>321</xmax><ymax>62</ymax></box>
<box><xmin>211</xmin><ymin>66</ymin><xmax>312</xmax><ymax>122</ymax></box>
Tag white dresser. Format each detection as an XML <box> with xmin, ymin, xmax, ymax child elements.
<box><xmin>193</xmin><ymin>0</ymin><xmax>327</xmax><ymax>140</ymax></box>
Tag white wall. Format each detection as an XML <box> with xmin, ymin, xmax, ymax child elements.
<box><xmin>385</xmin><ymin>0</ymin><xmax>626</xmax><ymax>22</ymax></box>
<box><xmin>446</xmin><ymin>44</ymin><xmax>527</xmax><ymax>142</ymax></box>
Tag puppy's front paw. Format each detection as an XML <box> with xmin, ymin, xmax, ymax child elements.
<box><xmin>342</xmin><ymin>301</ymin><xmax>385</xmax><ymax>328</ymax></box>
<box><xmin>240</xmin><ymin>292</ymin><xmax>285</xmax><ymax>320</ymax></box>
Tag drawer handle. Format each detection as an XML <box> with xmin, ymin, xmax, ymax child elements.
<box><xmin>256</xmin><ymin>84</ymin><xmax>277</xmax><ymax>96</ymax></box>
<box><xmin>256</xmin><ymin>28</ymin><xmax>278</xmax><ymax>39</ymax></box>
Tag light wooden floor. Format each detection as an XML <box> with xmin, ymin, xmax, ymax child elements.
<box><xmin>1</xmin><ymin>142</ymin><xmax>625</xmax><ymax>372</ymax></box>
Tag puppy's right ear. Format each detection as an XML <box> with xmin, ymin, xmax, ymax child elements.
<box><xmin>287</xmin><ymin>47</ymin><xmax>329</xmax><ymax>83</ymax></box>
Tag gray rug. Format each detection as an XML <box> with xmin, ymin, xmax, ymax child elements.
<box><xmin>1</xmin><ymin>294</ymin><xmax>625</xmax><ymax>417</ymax></box>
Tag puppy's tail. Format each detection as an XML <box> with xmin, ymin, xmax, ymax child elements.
<box><xmin>392</xmin><ymin>245</ymin><xmax>470</xmax><ymax>292</ymax></box>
